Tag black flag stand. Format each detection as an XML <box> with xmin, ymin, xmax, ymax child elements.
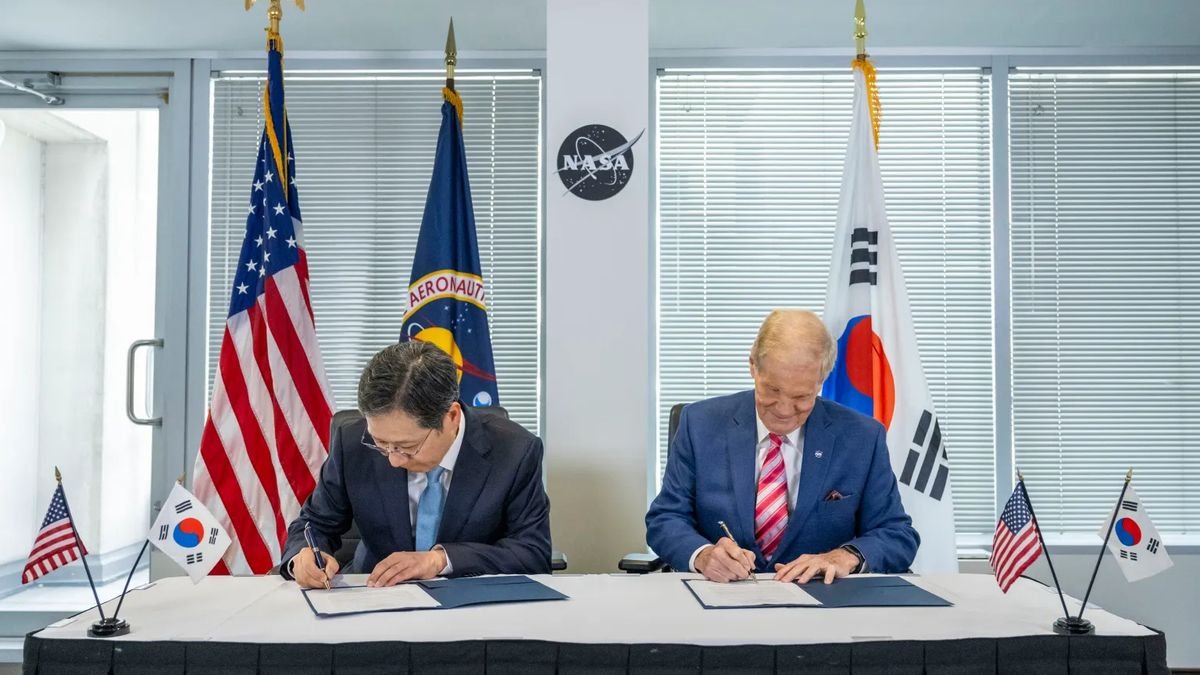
<box><xmin>1072</xmin><ymin>469</ymin><xmax>1134</xmax><ymax>629</ymax></box>
<box><xmin>53</xmin><ymin>467</ymin><xmax>128</xmax><ymax>638</ymax></box>
<box><xmin>1016</xmin><ymin>471</ymin><xmax>1089</xmax><ymax>635</ymax></box>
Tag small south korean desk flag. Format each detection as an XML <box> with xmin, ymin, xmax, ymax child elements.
<box><xmin>149</xmin><ymin>483</ymin><xmax>231</xmax><ymax>583</ymax></box>
<box><xmin>1098</xmin><ymin>483</ymin><xmax>1172</xmax><ymax>583</ymax></box>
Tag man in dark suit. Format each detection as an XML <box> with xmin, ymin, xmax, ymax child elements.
<box><xmin>282</xmin><ymin>341</ymin><xmax>551</xmax><ymax>589</ymax></box>
<box><xmin>646</xmin><ymin>310</ymin><xmax>918</xmax><ymax>584</ymax></box>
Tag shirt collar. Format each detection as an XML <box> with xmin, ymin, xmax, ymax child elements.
<box><xmin>438</xmin><ymin>408</ymin><xmax>467</xmax><ymax>473</ymax></box>
<box><xmin>755</xmin><ymin>413</ymin><xmax>802</xmax><ymax>448</ymax></box>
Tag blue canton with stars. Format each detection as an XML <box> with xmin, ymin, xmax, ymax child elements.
<box><xmin>227</xmin><ymin>39</ymin><xmax>303</xmax><ymax>318</ymax></box>
<box><xmin>41</xmin><ymin>486</ymin><xmax>72</xmax><ymax>528</ymax></box>
<box><xmin>1000</xmin><ymin>486</ymin><xmax>1032</xmax><ymax>533</ymax></box>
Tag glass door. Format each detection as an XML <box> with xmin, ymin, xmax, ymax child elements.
<box><xmin>0</xmin><ymin>102</ymin><xmax>174</xmax><ymax>640</ymax></box>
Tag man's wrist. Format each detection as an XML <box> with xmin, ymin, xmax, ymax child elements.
<box><xmin>840</xmin><ymin>544</ymin><xmax>866</xmax><ymax>574</ymax></box>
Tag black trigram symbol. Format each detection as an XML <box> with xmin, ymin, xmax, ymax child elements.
<box><xmin>1120</xmin><ymin>500</ymin><xmax>1138</xmax><ymax>512</ymax></box>
<box><xmin>208</xmin><ymin>528</ymin><xmax>220</xmax><ymax>545</ymax></box>
<box><xmin>1120</xmin><ymin>550</ymin><xmax>1139</xmax><ymax>561</ymax></box>
<box><xmin>186</xmin><ymin>552</ymin><xmax>204</xmax><ymax>565</ymax></box>
<box><xmin>158</xmin><ymin>525</ymin><xmax>169</xmax><ymax>541</ymax></box>
<box><xmin>899</xmin><ymin>410</ymin><xmax>949</xmax><ymax>501</ymax></box>
<box><xmin>174</xmin><ymin>500</ymin><xmax>193</xmax><ymax>514</ymax></box>
<box><xmin>848</xmin><ymin>228</ymin><xmax>879</xmax><ymax>286</ymax></box>
<box><xmin>1147</xmin><ymin>538</ymin><xmax>1160</xmax><ymax>554</ymax></box>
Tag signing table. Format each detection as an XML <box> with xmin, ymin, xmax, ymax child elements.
<box><xmin>24</xmin><ymin>573</ymin><xmax>1165</xmax><ymax>673</ymax></box>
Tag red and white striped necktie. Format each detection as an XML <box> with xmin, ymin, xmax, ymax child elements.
<box><xmin>754</xmin><ymin>433</ymin><xmax>789</xmax><ymax>560</ymax></box>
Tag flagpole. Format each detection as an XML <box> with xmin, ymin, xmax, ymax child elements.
<box><xmin>445</xmin><ymin>18</ymin><xmax>457</xmax><ymax>92</ymax></box>
<box><xmin>1016</xmin><ymin>471</ymin><xmax>1073</xmax><ymax>619</ymax></box>
<box><xmin>110</xmin><ymin>541</ymin><xmax>149</xmax><ymax>620</ymax></box>
<box><xmin>54</xmin><ymin>468</ymin><xmax>105</xmax><ymax>622</ymax></box>
<box><xmin>1078</xmin><ymin>468</ymin><xmax>1133</xmax><ymax>622</ymax></box>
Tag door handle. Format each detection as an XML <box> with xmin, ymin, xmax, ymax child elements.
<box><xmin>126</xmin><ymin>338</ymin><xmax>163</xmax><ymax>426</ymax></box>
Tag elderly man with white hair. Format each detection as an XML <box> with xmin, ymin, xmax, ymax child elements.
<box><xmin>646</xmin><ymin>309</ymin><xmax>918</xmax><ymax>583</ymax></box>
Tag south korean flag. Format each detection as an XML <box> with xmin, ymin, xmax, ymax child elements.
<box><xmin>148</xmin><ymin>483</ymin><xmax>232</xmax><ymax>583</ymax></box>
<box><xmin>1098</xmin><ymin>484</ymin><xmax>1172</xmax><ymax>583</ymax></box>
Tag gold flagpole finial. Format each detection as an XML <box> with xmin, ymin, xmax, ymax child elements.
<box><xmin>177</xmin><ymin>472</ymin><xmax>187</xmax><ymax>485</ymax></box>
<box><xmin>1016</xmin><ymin>468</ymin><xmax>1024</xmax><ymax>483</ymax></box>
<box><xmin>245</xmin><ymin>0</ymin><xmax>305</xmax><ymax>36</ymax></box>
<box><xmin>54</xmin><ymin>466</ymin><xmax>62</xmax><ymax>484</ymax></box>
<box><xmin>1125</xmin><ymin>468</ymin><xmax>1134</xmax><ymax>482</ymax></box>
<box><xmin>854</xmin><ymin>0</ymin><xmax>868</xmax><ymax>60</ymax></box>
<box><xmin>445</xmin><ymin>18</ymin><xmax>458</xmax><ymax>91</ymax></box>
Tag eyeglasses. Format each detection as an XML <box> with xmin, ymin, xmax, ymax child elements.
<box><xmin>362</xmin><ymin>427</ymin><xmax>435</xmax><ymax>458</ymax></box>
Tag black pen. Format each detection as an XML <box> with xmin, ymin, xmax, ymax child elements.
<box><xmin>717</xmin><ymin>520</ymin><xmax>757</xmax><ymax>583</ymax></box>
<box><xmin>303</xmin><ymin>522</ymin><xmax>331</xmax><ymax>590</ymax></box>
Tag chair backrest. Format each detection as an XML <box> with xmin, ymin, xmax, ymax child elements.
<box><xmin>667</xmin><ymin>403</ymin><xmax>684</xmax><ymax>450</ymax></box>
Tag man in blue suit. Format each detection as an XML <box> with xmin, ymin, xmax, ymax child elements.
<box><xmin>282</xmin><ymin>341</ymin><xmax>551</xmax><ymax>588</ymax></box>
<box><xmin>647</xmin><ymin>310</ymin><xmax>918</xmax><ymax>584</ymax></box>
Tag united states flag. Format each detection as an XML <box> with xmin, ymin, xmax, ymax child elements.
<box><xmin>192</xmin><ymin>33</ymin><xmax>334</xmax><ymax>575</ymax></box>
<box><xmin>23</xmin><ymin>485</ymin><xmax>87</xmax><ymax>584</ymax></box>
<box><xmin>990</xmin><ymin>482</ymin><xmax>1042</xmax><ymax>593</ymax></box>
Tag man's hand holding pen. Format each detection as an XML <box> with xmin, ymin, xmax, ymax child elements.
<box><xmin>290</xmin><ymin>545</ymin><xmax>340</xmax><ymax>590</ymax></box>
<box><xmin>695</xmin><ymin>537</ymin><xmax>756</xmax><ymax>583</ymax></box>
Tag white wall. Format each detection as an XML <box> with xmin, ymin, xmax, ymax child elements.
<box><xmin>0</xmin><ymin>126</ymin><xmax>43</xmax><ymax>566</ymax></box>
<box><xmin>544</xmin><ymin>0</ymin><xmax>652</xmax><ymax>574</ymax></box>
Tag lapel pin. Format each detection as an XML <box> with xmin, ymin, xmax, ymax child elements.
<box><xmin>814</xmin><ymin>450</ymin><xmax>824</xmax><ymax>459</ymax></box>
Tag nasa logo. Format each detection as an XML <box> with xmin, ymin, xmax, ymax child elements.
<box><xmin>556</xmin><ymin>124</ymin><xmax>643</xmax><ymax>201</ymax></box>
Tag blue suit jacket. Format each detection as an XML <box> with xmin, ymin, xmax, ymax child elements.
<box><xmin>646</xmin><ymin>391</ymin><xmax>918</xmax><ymax>573</ymax></box>
<box><xmin>281</xmin><ymin>406</ymin><xmax>551</xmax><ymax>577</ymax></box>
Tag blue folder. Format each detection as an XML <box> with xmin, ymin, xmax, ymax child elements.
<box><xmin>800</xmin><ymin>576</ymin><xmax>952</xmax><ymax>608</ymax></box>
<box><xmin>302</xmin><ymin>575</ymin><xmax>567</xmax><ymax>617</ymax></box>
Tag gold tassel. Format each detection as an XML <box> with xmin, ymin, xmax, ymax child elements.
<box><xmin>443</xmin><ymin>87</ymin><xmax>464</xmax><ymax>126</ymax></box>
<box><xmin>853</xmin><ymin>57</ymin><xmax>881</xmax><ymax>150</ymax></box>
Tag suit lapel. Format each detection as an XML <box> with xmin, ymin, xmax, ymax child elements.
<box><xmin>728</xmin><ymin>392</ymin><xmax>759</xmax><ymax>550</ymax></box>
<box><xmin>438</xmin><ymin>409</ymin><xmax>492</xmax><ymax>543</ymax></box>
<box><xmin>774</xmin><ymin>398</ymin><xmax>835</xmax><ymax>559</ymax></box>
<box><xmin>371</xmin><ymin>454</ymin><xmax>414</xmax><ymax>553</ymax></box>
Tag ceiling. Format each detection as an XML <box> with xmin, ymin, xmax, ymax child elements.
<box><xmin>1</xmin><ymin>0</ymin><xmax>1197</xmax><ymax>53</ymax></box>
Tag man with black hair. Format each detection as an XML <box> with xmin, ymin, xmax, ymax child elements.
<box><xmin>281</xmin><ymin>341</ymin><xmax>551</xmax><ymax>588</ymax></box>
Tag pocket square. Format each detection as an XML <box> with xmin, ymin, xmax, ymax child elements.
<box><xmin>825</xmin><ymin>490</ymin><xmax>845</xmax><ymax>501</ymax></box>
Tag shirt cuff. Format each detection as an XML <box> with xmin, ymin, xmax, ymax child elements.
<box><xmin>688</xmin><ymin>544</ymin><xmax>714</xmax><ymax>573</ymax></box>
<box><xmin>433</xmin><ymin>545</ymin><xmax>453</xmax><ymax>575</ymax></box>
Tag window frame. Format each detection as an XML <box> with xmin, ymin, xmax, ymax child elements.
<box><xmin>648</xmin><ymin>52</ymin><xmax>1200</xmax><ymax>551</ymax></box>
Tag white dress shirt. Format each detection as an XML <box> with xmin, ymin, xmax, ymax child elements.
<box><xmin>688</xmin><ymin>416</ymin><xmax>805</xmax><ymax>572</ymax></box>
<box><xmin>406</xmin><ymin>411</ymin><xmax>466</xmax><ymax>574</ymax></box>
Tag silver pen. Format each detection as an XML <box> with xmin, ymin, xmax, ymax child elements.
<box><xmin>717</xmin><ymin>520</ymin><xmax>758</xmax><ymax>583</ymax></box>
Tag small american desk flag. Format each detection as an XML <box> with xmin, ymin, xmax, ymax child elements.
<box><xmin>991</xmin><ymin>483</ymin><xmax>1042</xmax><ymax>593</ymax></box>
<box><xmin>22</xmin><ymin>485</ymin><xmax>87</xmax><ymax>584</ymax></box>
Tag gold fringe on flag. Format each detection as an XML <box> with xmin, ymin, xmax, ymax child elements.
<box><xmin>262</xmin><ymin>29</ymin><xmax>290</xmax><ymax>198</ymax></box>
<box><xmin>443</xmin><ymin>86</ymin><xmax>464</xmax><ymax>125</ymax></box>
<box><xmin>852</xmin><ymin>57</ymin><xmax>881</xmax><ymax>150</ymax></box>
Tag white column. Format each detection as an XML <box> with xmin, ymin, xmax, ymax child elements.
<box><xmin>545</xmin><ymin>0</ymin><xmax>651</xmax><ymax>572</ymax></box>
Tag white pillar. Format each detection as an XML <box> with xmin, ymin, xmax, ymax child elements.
<box><xmin>544</xmin><ymin>0</ymin><xmax>651</xmax><ymax>572</ymax></box>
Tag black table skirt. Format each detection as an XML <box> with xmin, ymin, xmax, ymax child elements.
<box><xmin>23</xmin><ymin>632</ymin><xmax>1168</xmax><ymax>674</ymax></box>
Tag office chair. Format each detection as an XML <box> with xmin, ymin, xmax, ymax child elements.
<box><xmin>328</xmin><ymin>406</ymin><xmax>568</xmax><ymax>572</ymax></box>
<box><xmin>617</xmin><ymin>402</ymin><xmax>685</xmax><ymax>573</ymax></box>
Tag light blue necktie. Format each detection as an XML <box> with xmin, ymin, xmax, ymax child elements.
<box><xmin>414</xmin><ymin>466</ymin><xmax>446</xmax><ymax>551</ymax></box>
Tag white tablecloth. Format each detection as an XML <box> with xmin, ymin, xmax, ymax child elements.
<box><xmin>34</xmin><ymin>572</ymin><xmax>1154</xmax><ymax>646</ymax></box>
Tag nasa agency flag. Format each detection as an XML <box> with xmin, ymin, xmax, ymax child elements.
<box><xmin>821</xmin><ymin>58</ymin><xmax>958</xmax><ymax>574</ymax></box>
<box><xmin>148</xmin><ymin>483</ymin><xmax>231</xmax><ymax>583</ymax></box>
<box><xmin>400</xmin><ymin>88</ymin><xmax>500</xmax><ymax>408</ymax></box>
<box><xmin>1098</xmin><ymin>484</ymin><xmax>1172</xmax><ymax>583</ymax></box>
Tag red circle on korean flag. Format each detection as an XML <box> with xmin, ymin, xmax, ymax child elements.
<box><xmin>172</xmin><ymin>518</ymin><xmax>205</xmax><ymax>549</ymax></box>
<box><xmin>1114</xmin><ymin>517</ymin><xmax>1141</xmax><ymax>547</ymax></box>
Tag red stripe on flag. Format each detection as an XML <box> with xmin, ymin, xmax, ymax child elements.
<box><xmin>197</xmin><ymin>392</ymin><xmax>275</xmax><ymax>574</ymax></box>
<box><xmin>263</xmin><ymin>277</ymin><xmax>332</xmax><ymax>455</ymax></box>
<box><xmin>244</xmin><ymin>299</ymin><xmax>301</xmax><ymax>545</ymax></box>
<box><xmin>295</xmin><ymin>250</ymin><xmax>317</xmax><ymax>324</ymax></box>
<box><xmin>219</xmin><ymin>328</ymin><xmax>288</xmax><ymax>558</ymax></box>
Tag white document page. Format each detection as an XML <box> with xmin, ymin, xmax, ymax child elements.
<box><xmin>686</xmin><ymin>577</ymin><xmax>822</xmax><ymax>608</ymax></box>
<box><xmin>304</xmin><ymin>583</ymin><xmax>441</xmax><ymax>616</ymax></box>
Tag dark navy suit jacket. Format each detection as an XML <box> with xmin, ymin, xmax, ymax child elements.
<box><xmin>281</xmin><ymin>406</ymin><xmax>551</xmax><ymax>577</ymax></box>
<box><xmin>646</xmin><ymin>391</ymin><xmax>918</xmax><ymax>574</ymax></box>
